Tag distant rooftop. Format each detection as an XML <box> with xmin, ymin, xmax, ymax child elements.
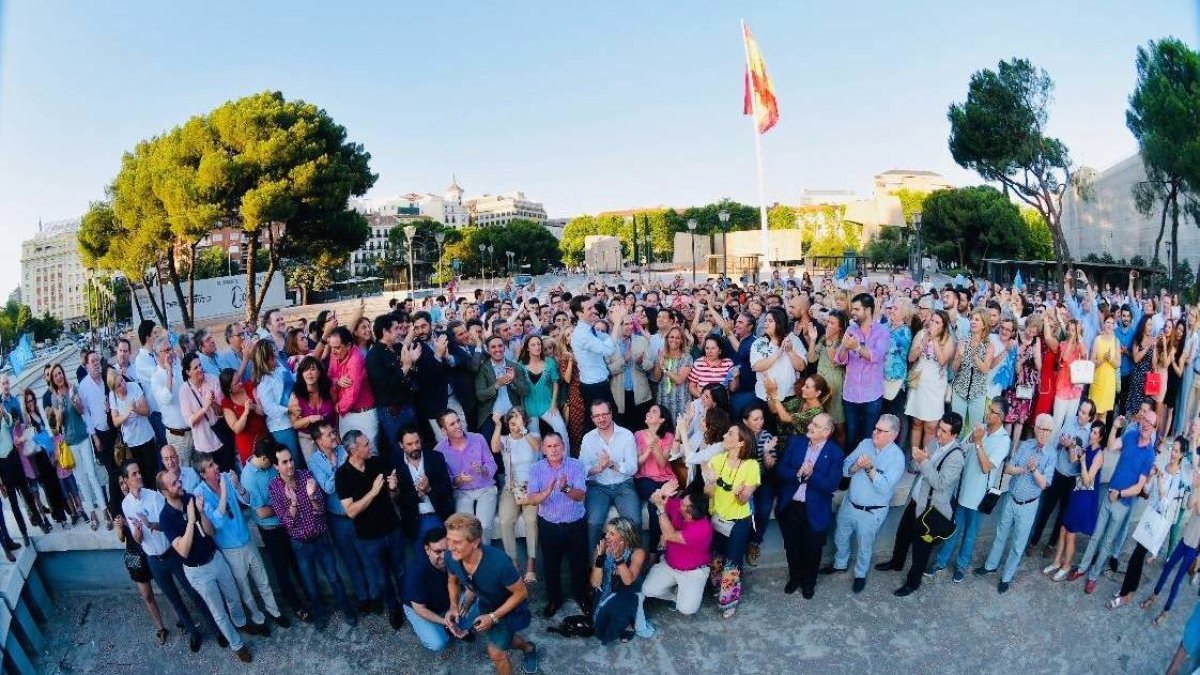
<box><xmin>33</xmin><ymin>218</ymin><xmax>81</xmax><ymax>238</ymax></box>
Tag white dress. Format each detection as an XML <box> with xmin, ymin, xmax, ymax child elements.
<box><xmin>904</xmin><ymin>344</ymin><xmax>948</xmax><ymax>422</ymax></box>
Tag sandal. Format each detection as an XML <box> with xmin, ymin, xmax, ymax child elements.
<box><xmin>1140</xmin><ymin>597</ymin><xmax>1156</xmax><ymax>611</ymax></box>
<box><xmin>1051</xmin><ymin>569</ymin><xmax>1068</xmax><ymax>582</ymax></box>
<box><xmin>1106</xmin><ymin>596</ymin><xmax>1128</xmax><ymax>610</ymax></box>
<box><xmin>1041</xmin><ymin>564</ymin><xmax>1059</xmax><ymax>576</ymax></box>
<box><xmin>1154</xmin><ymin>611</ymin><xmax>1169</xmax><ymax>627</ymax></box>
<box><xmin>89</xmin><ymin>512</ymin><xmax>99</xmax><ymax>531</ymax></box>
<box><xmin>156</xmin><ymin>627</ymin><xmax>169</xmax><ymax>645</ymax></box>
<box><xmin>524</xmin><ymin>572</ymin><xmax>537</xmax><ymax>585</ymax></box>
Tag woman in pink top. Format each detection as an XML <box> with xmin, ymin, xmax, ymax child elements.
<box><xmin>179</xmin><ymin>352</ymin><xmax>230</xmax><ymax>470</ymax></box>
<box><xmin>1051</xmin><ymin>319</ymin><xmax>1089</xmax><ymax>439</ymax></box>
<box><xmin>287</xmin><ymin>356</ymin><xmax>337</xmax><ymax>463</ymax></box>
<box><xmin>634</xmin><ymin>404</ymin><xmax>677</xmax><ymax>562</ymax></box>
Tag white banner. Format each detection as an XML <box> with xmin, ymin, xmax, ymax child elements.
<box><xmin>130</xmin><ymin>274</ymin><xmax>289</xmax><ymax>327</ymax></box>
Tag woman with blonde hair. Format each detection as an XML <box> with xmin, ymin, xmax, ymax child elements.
<box><xmin>491</xmin><ymin>406</ymin><xmax>542</xmax><ymax>584</ymax></box>
<box><xmin>652</xmin><ymin>326</ymin><xmax>693</xmax><ymax>422</ymax></box>
<box><xmin>251</xmin><ymin>339</ymin><xmax>300</xmax><ymax>464</ymax></box>
<box><xmin>591</xmin><ymin>516</ymin><xmax>647</xmax><ymax>644</ymax></box>
<box><xmin>951</xmin><ymin>309</ymin><xmax>995</xmax><ymax>436</ymax></box>
<box><xmin>905</xmin><ymin>310</ymin><xmax>954</xmax><ymax>453</ymax></box>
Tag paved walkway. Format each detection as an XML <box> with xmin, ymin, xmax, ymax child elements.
<box><xmin>35</xmin><ymin>533</ymin><xmax>1191</xmax><ymax>675</ymax></box>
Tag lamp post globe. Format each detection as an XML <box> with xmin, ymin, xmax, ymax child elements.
<box><xmin>718</xmin><ymin>210</ymin><xmax>730</xmax><ymax>283</ymax></box>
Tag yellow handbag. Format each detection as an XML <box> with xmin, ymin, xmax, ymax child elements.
<box><xmin>57</xmin><ymin>439</ymin><xmax>76</xmax><ymax>471</ymax></box>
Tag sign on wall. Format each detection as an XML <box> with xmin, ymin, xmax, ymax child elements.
<box><xmin>130</xmin><ymin>274</ymin><xmax>289</xmax><ymax>327</ymax></box>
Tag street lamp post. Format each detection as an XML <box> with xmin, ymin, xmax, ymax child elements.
<box><xmin>643</xmin><ymin>214</ymin><xmax>652</xmax><ymax>277</ymax></box>
<box><xmin>687</xmin><ymin>218</ymin><xmax>698</xmax><ymax>284</ymax></box>
<box><xmin>403</xmin><ymin>225</ymin><xmax>417</xmax><ymax>300</ymax></box>
<box><xmin>911</xmin><ymin>212</ymin><xmax>924</xmax><ymax>284</ymax></box>
<box><xmin>478</xmin><ymin>243</ymin><xmax>488</xmax><ymax>289</ymax></box>
<box><xmin>487</xmin><ymin>245</ymin><xmax>495</xmax><ymax>290</ymax></box>
<box><xmin>1166</xmin><ymin>241</ymin><xmax>1174</xmax><ymax>289</ymax></box>
<box><xmin>434</xmin><ymin>231</ymin><xmax>445</xmax><ymax>296</ymax></box>
<box><xmin>506</xmin><ymin>250</ymin><xmax>515</xmax><ymax>276</ymax></box>
<box><xmin>718</xmin><ymin>210</ymin><xmax>730</xmax><ymax>283</ymax></box>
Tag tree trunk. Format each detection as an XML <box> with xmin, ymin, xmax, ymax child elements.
<box><xmin>1153</xmin><ymin>184</ymin><xmax>1173</xmax><ymax>266</ymax></box>
<box><xmin>140</xmin><ymin>276</ymin><xmax>168</xmax><ymax>327</ymax></box>
<box><xmin>128</xmin><ymin>280</ymin><xmax>146</xmax><ymax>323</ymax></box>
<box><xmin>253</xmin><ymin>225</ymin><xmax>280</xmax><ymax>324</ymax></box>
<box><xmin>1170</xmin><ymin>189</ymin><xmax>1181</xmax><ymax>291</ymax></box>
<box><xmin>163</xmin><ymin>251</ymin><xmax>193</xmax><ymax>329</ymax></box>
<box><xmin>244</xmin><ymin>231</ymin><xmax>260</xmax><ymax>325</ymax></box>
<box><xmin>187</xmin><ymin>242</ymin><xmax>198</xmax><ymax>326</ymax></box>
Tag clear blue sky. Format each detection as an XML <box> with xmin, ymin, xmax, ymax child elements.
<box><xmin>0</xmin><ymin>1</ymin><xmax>1196</xmax><ymax>297</ymax></box>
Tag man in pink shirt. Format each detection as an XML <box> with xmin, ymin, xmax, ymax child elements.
<box><xmin>641</xmin><ymin>481</ymin><xmax>713</xmax><ymax>615</ymax></box>
<box><xmin>327</xmin><ymin>327</ymin><xmax>379</xmax><ymax>455</ymax></box>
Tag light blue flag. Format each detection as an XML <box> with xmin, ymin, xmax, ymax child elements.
<box><xmin>7</xmin><ymin>333</ymin><xmax>33</xmax><ymax>376</ymax></box>
<box><xmin>1013</xmin><ymin>270</ymin><xmax>1025</xmax><ymax>291</ymax></box>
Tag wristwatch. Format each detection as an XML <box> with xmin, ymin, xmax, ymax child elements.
<box><xmin>490</xmin><ymin>612</ymin><xmax>499</xmax><ymax>624</ymax></box>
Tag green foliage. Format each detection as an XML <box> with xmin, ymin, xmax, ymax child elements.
<box><xmin>1127</xmin><ymin>37</ymin><xmax>1200</xmax><ymax>270</ymax></box>
<box><xmin>948</xmin><ymin>58</ymin><xmax>1072</xmax><ymax>263</ymax></box>
<box><xmin>1176</xmin><ymin>260</ymin><xmax>1197</xmax><ymax>302</ymax></box>
<box><xmin>891</xmin><ymin>188</ymin><xmax>930</xmax><ymax>224</ymax></box>
<box><xmin>27</xmin><ymin>313</ymin><xmax>62</xmax><ymax>343</ymax></box>
<box><xmin>1082</xmin><ymin>253</ymin><xmax>1100</xmax><ymax>263</ymax></box>
<box><xmin>0</xmin><ymin>301</ymin><xmax>31</xmax><ymax>347</ymax></box>
<box><xmin>1130</xmin><ymin>254</ymin><xmax>1148</xmax><ymax>268</ymax></box>
<box><xmin>1020</xmin><ymin>207</ymin><xmax>1055</xmax><ymax>259</ymax></box>
<box><xmin>920</xmin><ymin>186</ymin><xmax>1028</xmax><ymax>271</ymax></box>
<box><xmin>864</xmin><ymin>228</ymin><xmax>911</xmax><ymax>267</ymax></box>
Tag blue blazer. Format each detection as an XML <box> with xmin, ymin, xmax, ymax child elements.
<box><xmin>775</xmin><ymin>436</ymin><xmax>844</xmax><ymax>532</ymax></box>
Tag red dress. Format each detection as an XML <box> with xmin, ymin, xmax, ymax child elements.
<box><xmin>1033</xmin><ymin>340</ymin><xmax>1057</xmax><ymax>419</ymax></box>
<box><xmin>220</xmin><ymin>382</ymin><xmax>269</xmax><ymax>465</ymax></box>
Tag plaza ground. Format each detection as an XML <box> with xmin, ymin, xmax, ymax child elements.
<box><xmin>33</xmin><ymin>522</ymin><xmax>1190</xmax><ymax>675</ymax></box>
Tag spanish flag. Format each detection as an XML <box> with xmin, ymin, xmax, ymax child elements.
<box><xmin>742</xmin><ymin>23</ymin><xmax>779</xmax><ymax>134</ymax></box>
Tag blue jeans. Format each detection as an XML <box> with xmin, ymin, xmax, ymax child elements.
<box><xmin>291</xmin><ymin>534</ymin><xmax>354</xmax><ymax>624</ymax></box>
<box><xmin>377</xmin><ymin>405</ymin><xmax>416</xmax><ymax>470</ymax></box>
<box><xmin>1155</xmin><ymin>542</ymin><xmax>1200</xmax><ymax>611</ymax></box>
<box><xmin>355</xmin><ymin>529</ymin><xmax>407</xmax><ymax>612</ymax></box>
<box><xmin>585</xmin><ymin>481</ymin><xmax>642</xmax><ymax>553</ymax></box>
<box><xmin>403</xmin><ymin>600</ymin><xmax>478</xmax><ymax>652</ymax></box>
<box><xmin>149</xmin><ymin>411</ymin><xmax>167</xmax><ymax>449</ymax></box>
<box><xmin>329</xmin><ymin>514</ymin><xmax>370</xmax><ymax>602</ymax></box>
<box><xmin>751</xmin><ymin>478</ymin><xmax>777</xmax><ymax>545</ymax></box>
<box><xmin>635</xmin><ymin>477</ymin><xmax>668</xmax><ymax>551</ymax></box>
<box><xmin>843</xmin><ymin>397</ymin><xmax>883</xmax><ymax>457</ymax></box>
<box><xmin>1081</xmin><ymin>497</ymin><xmax>1133</xmax><ymax>581</ymax></box>
<box><xmin>145</xmin><ymin>552</ymin><xmax>220</xmax><ymax>638</ymax></box>
<box><xmin>935</xmin><ymin>504</ymin><xmax>984</xmax><ymax>572</ymax></box>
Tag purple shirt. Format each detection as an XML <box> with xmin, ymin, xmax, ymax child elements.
<box><xmin>435</xmin><ymin>432</ymin><xmax>497</xmax><ymax>492</ymax></box>
<box><xmin>835</xmin><ymin>320</ymin><xmax>890</xmax><ymax>403</ymax></box>
<box><xmin>527</xmin><ymin>457</ymin><xmax>587</xmax><ymax>524</ymax></box>
<box><xmin>267</xmin><ymin>470</ymin><xmax>328</xmax><ymax>541</ymax></box>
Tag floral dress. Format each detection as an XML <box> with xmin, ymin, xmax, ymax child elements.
<box><xmin>1003</xmin><ymin>337</ymin><xmax>1039</xmax><ymax>425</ymax></box>
<box><xmin>1125</xmin><ymin>343</ymin><xmax>1154</xmax><ymax>417</ymax></box>
<box><xmin>779</xmin><ymin>398</ymin><xmax>823</xmax><ymax>444</ymax></box>
<box><xmin>952</xmin><ymin>341</ymin><xmax>990</xmax><ymax>404</ymax></box>
<box><xmin>656</xmin><ymin>353</ymin><xmax>694</xmax><ymax>422</ymax></box>
<box><xmin>561</xmin><ymin>352</ymin><xmax>586</xmax><ymax>456</ymax></box>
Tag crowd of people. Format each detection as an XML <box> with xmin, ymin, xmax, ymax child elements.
<box><xmin>1</xmin><ymin>266</ymin><xmax>1200</xmax><ymax>672</ymax></box>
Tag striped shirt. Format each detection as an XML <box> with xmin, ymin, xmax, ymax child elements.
<box><xmin>687</xmin><ymin>357</ymin><xmax>734</xmax><ymax>389</ymax></box>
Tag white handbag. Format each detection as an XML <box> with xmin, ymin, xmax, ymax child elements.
<box><xmin>1133</xmin><ymin>508</ymin><xmax>1171</xmax><ymax>557</ymax></box>
<box><xmin>1069</xmin><ymin>360</ymin><xmax>1095</xmax><ymax>385</ymax></box>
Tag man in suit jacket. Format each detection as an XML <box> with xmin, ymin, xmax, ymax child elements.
<box><xmin>606</xmin><ymin>317</ymin><xmax>654</xmax><ymax>431</ymax></box>
<box><xmin>447</xmin><ymin>321</ymin><xmax>483</xmax><ymax>432</ymax></box>
<box><xmin>878</xmin><ymin>411</ymin><xmax>966</xmax><ymax>597</ymax></box>
<box><xmin>410</xmin><ymin>312</ymin><xmax>452</xmax><ymax>446</ymax></box>
<box><xmin>392</xmin><ymin>427</ymin><xmax>455</xmax><ymax>547</ymax></box>
<box><xmin>776</xmin><ymin>412</ymin><xmax>843</xmax><ymax>598</ymax></box>
<box><xmin>474</xmin><ymin>336</ymin><xmax>529</xmax><ymax>437</ymax></box>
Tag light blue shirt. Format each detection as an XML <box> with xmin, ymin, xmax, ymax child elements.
<box><xmin>571</xmin><ymin>321</ymin><xmax>618</xmax><ymax>385</ymax></box>
<box><xmin>1066</xmin><ymin>295</ymin><xmax>1100</xmax><ymax>350</ymax></box>
<box><xmin>1115</xmin><ymin>303</ymin><xmax>1144</xmax><ymax>376</ymax></box>
<box><xmin>240</xmin><ymin>461</ymin><xmax>281</xmax><ymax>527</ymax></box>
<box><xmin>197</xmin><ymin>474</ymin><xmax>251</xmax><ymax>549</ymax></box>
<box><xmin>491</xmin><ymin>362</ymin><xmax>513</xmax><ymax>417</ymax></box>
<box><xmin>579</xmin><ymin>425</ymin><xmax>638</xmax><ymax>486</ymax></box>
<box><xmin>959</xmin><ymin>427</ymin><xmax>1010</xmax><ymax>510</ymax></box>
<box><xmin>1056</xmin><ymin>416</ymin><xmax>1090</xmax><ymax>478</ymax></box>
<box><xmin>308</xmin><ymin>445</ymin><xmax>348</xmax><ymax>515</ymax></box>
<box><xmin>179</xmin><ymin>466</ymin><xmax>201</xmax><ymax>494</ymax></box>
<box><xmin>1007</xmin><ymin>438</ymin><xmax>1057</xmax><ymax>503</ymax></box>
<box><xmin>843</xmin><ymin>439</ymin><xmax>905</xmax><ymax>508</ymax></box>
<box><xmin>216</xmin><ymin>348</ymin><xmax>243</xmax><ymax>373</ymax></box>
<box><xmin>198</xmin><ymin>352</ymin><xmax>222</xmax><ymax>378</ymax></box>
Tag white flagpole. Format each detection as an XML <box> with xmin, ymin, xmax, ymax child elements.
<box><xmin>741</xmin><ymin>20</ymin><xmax>772</xmax><ymax>281</ymax></box>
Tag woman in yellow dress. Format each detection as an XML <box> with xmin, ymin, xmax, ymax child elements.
<box><xmin>1090</xmin><ymin>315</ymin><xmax>1120</xmax><ymax>425</ymax></box>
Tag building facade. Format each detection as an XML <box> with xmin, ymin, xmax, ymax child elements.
<box><xmin>465</xmin><ymin>191</ymin><xmax>547</xmax><ymax>228</ymax></box>
<box><xmin>1061</xmin><ymin>153</ymin><xmax>1200</xmax><ymax>266</ymax></box>
<box><xmin>20</xmin><ymin>218</ymin><xmax>88</xmax><ymax>321</ymax></box>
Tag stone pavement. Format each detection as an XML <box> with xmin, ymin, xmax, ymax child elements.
<box><xmin>34</xmin><ymin>536</ymin><xmax>1192</xmax><ymax>675</ymax></box>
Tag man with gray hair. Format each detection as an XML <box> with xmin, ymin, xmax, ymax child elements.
<box><xmin>975</xmin><ymin>412</ymin><xmax>1058</xmax><ymax>593</ymax></box>
<box><xmin>336</xmin><ymin>429</ymin><xmax>407</xmax><ymax>631</ymax></box>
<box><xmin>151</xmin><ymin>337</ymin><xmax>193</xmax><ymax>467</ymax></box>
<box><xmin>194</xmin><ymin>328</ymin><xmax>221</xmax><ymax>377</ymax></box>
<box><xmin>216</xmin><ymin>322</ymin><xmax>246</xmax><ymax>372</ymax></box>
<box><xmin>306</xmin><ymin>422</ymin><xmax>372</xmax><ymax>614</ymax></box>
<box><xmin>824</xmin><ymin>413</ymin><xmax>905</xmax><ymax>594</ymax></box>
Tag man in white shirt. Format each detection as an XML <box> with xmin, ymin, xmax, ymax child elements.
<box><xmin>151</xmin><ymin>338</ymin><xmax>194</xmax><ymax>467</ymax></box>
<box><xmin>570</xmin><ymin>296</ymin><xmax>621</xmax><ymax>418</ymax></box>
<box><xmin>578</xmin><ymin>399</ymin><xmax>640</xmax><ymax>552</ymax></box>
<box><xmin>119</xmin><ymin>461</ymin><xmax>219</xmax><ymax>652</ymax></box>
<box><xmin>134</xmin><ymin>320</ymin><xmax>167</xmax><ymax>448</ymax></box>
<box><xmin>78</xmin><ymin>350</ymin><xmax>118</xmax><ymax>503</ymax></box>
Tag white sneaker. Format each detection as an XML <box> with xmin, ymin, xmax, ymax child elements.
<box><xmin>1041</xmin><ymin>564</ymin><xmax>1058</xmax><ymax>576</ymax></box>
<box><xmin>1052</xmin><ymin>569</ymin><xmax>1068</xmax><ymax>582</ymax></box>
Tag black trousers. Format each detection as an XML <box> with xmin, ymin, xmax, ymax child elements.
<box><xmin>1120</xmin><ymin>543</ymin><xmax>1152</xmax><ymax>597</ymax></box>
<box><xmin>95</xmin><ymin>427</ymin><xmax>118</xmax><ymax>508</ymax></box>
<box><xmin>539</xmin><ymin>516</ymin><xmax>590</xmax><ymax>611</ymax></box>
<box><xmin>781</xmin><ymin>500</ymin><xmax>825</xmax><ymax>592</ymax></box>
<box><xmin>580</xmin><ymin>382</ymin><xmax>614</xmax><ymax>435</ymax></box>
<box><xmin>32</xmin><ymin>451</ymin><xmax>68</xmax><ymax>524</ymax></box>
<box><xmin>891</xmin><ymin>501</ymin><xmax>935</xmax><ymax>590</ymax></box>
<box><xmin>0</xmin><ymin>454</ymin><xmax>39</xmax><ymax>539</ymax></box>
<box><xmin>260</xmin><ymin>524</ymin><xmax>308</xmax><ymax>612</ymax></box>
<box><xmin>620</xmin><ymin>390</ymin><xmax>649</xmax><ymax>433</ymax></box>
<box><xmin>1029</xmin><ymin>471</ymin><xmax>1075</xmax><ymax>549</ymax></box>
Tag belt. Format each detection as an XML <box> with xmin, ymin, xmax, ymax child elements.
<box><xmin>674</xmin><ymin>563</ymin><xmax>710</xmax><ymax>572</ymax></box>
<box><xmin>383</xmin><ymin>404</ymin><xmax>411</xmax><ymax>415</ymax></box>
<box><xmin>850</xmin><ymin>501</ymin><xmax>884</xmax><ymax>512</ymax></box>
<box><xmin>1014</xmin><ymin>494</ymin><xmax>1040</xmax><ymax>505</ymax></box>
<box><xmin>166</xmin><ymin>427</ymin><xmax>189</xmax><ymax>436</ymax></box>
<box><xmin>345</xmin><ymin>406</ymin><xmax>373</xmax><ymax>415</ymax></box>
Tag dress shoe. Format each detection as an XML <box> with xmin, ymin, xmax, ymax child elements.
<box><xmin>952</xmin><ymin>569</ymin><xmax>966</xmax><ymax>583</ymax></box>
<box><xmin>1107</xmin><ymin>557</ymin><xmax>1120</xmax><ymax>574</ymax></box>
<box><xmin>541</xmin><ymin>601</ymin><xmax>562</xmax><ymax>619</ymax></box>
<box><xmin>973</xmin><ymin>566</ymin><xmax>995</xmax><ymax>577</ymax></box>
<box><xmin>217</xmin><ymin>633</ymin><xmax>230</xmax><ymax>649</ymax></box>
<box><xmin>874</xmin><ymin>560</ymin><xmax>901</xmax><ymax>572</ymax></box>
<box><xmin>189</xmin><ymin>633</ymin><xmax>202</xmax><ymax>653</ymax></box>
<box><xmin>3</xmin><ymin>540</ymin><xmax>21</xmax><ymax>552</ymax></box>
<box><xmin>234</xmin><ymin>646</ymin><xmax>252</xmax><ymax>663</ymax></box>
<box><xmin>819</xmin><ymin>565</ymin><xmax>846</xmax><ymax>575</ymax></box>
<box><xmin>1067</xmin><ymin>568</ymin><xmax>1085</xmax><ymax>582</ymax></box>
<box><xmin>784</xmin><ymin>580</ymin><xmax>800</xmax><ymax>595</ymax></box>
<box><xmin>998</xmin><ymin>581</ymin><xmax>1010</xmax><ymax>594</ymax></box>
<box><xmin>893</xmin><ymin>585</ymin><xmax>917</xmax><ymax>598</ymax></box>
<box><xmin>852</xmin><ymin>578</ymin><xmax>866</xmax><ymax>594</ymax></box>
<box><xmin>1084</xmin><ymin>579</ymin><xmax>1097</xmax><ymax>595</ymax></box>
<box><xmin>389</xmin><ymin>609</ymin><xmax>405</xmax><ymax>630</ymax></box>
<box><xmin>272</xmin><ymin>613</ymin><xmax>291</xmax><ymax>629</ymax></box>
<box><xmin>801</xmin><ymin>588</ymin><xmax>814</xmax><ymax>600</ymax></box>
